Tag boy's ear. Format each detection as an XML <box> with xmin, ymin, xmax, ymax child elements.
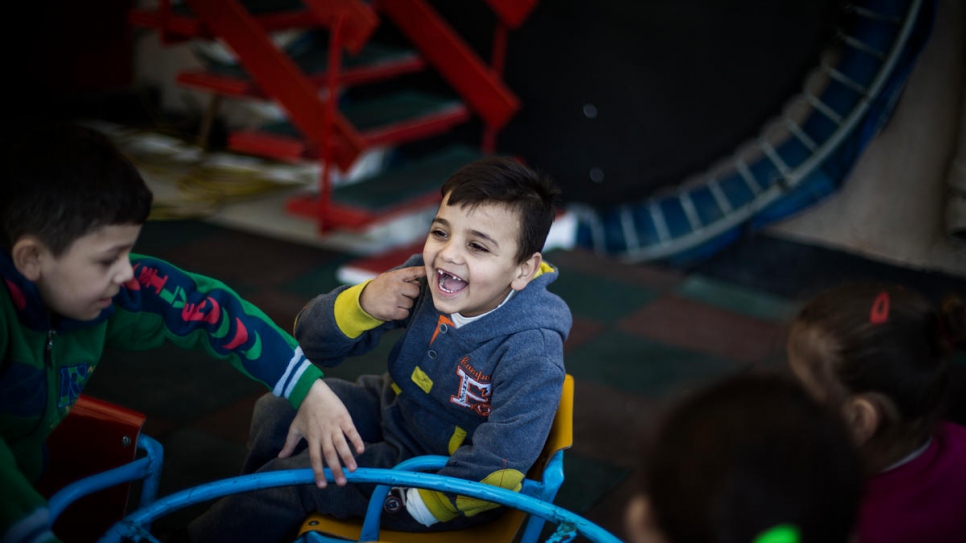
<box><xmin>624</xmin><ymin>494</ymin><xmax>667</xmax><ymax>543</ymax></box>
<box><xmin>510</xmin><ymin>251</ymin><xmax>542</xmax><ymax>291</ymax></box>
<box><xmin>11</xmin><ymin>236</ymin><xmax>45</xmax><ymax>281</ymax></box>
<box><xmin>844</xmin><ymin>395</ymin><xmax>882</xmax><ymax>445</ymax></box>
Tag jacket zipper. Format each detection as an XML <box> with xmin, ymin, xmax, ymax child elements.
<box><xmin>45</xmin><ymin>329</ymin><xmax>55</xmax><ymax>366</ymax></box>
<box><xmin>40</xmin><ymin>329</ymin><xmax>56</xmax><ymax>431</ymax></box>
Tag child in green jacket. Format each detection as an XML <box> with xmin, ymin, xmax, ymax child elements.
<box><xmin>0</xmin><ymin>123</ymin><xmax>362</xmax><ymax>543</ymax></box>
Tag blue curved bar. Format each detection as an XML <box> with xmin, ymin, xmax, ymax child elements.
<box><xmin>97</xmin><ymin>467</ymin><xmax>622</xmax><ymax>543</ymax></box>
<box><xmin>49</xmin><ymin>435</ymin><xmax>164</xmax><ymax>523</ymax></box>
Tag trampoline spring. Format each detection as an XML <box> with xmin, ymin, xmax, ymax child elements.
<box><xmin>735</xmin><ymin>159</ymin><xmax>763</xmax><ymax>195</ymax></box>
<box><xmin>838</xmin><ymin>31</ymin><xmax>886</xmax><ymax>59</ymax></box>
<box><xmin>804</xmin><ymin>94</ymin><xmax>845</xmax><ymax>125</ymax></box>
<box><xmin>759</xmin><ymin>139</ymin><xmax>792</xmax><ymax>179</ymax></box>
<box><xmin>708</xmin><ymin>179</ymin><xmax>734</xmax><ymax>214</ymax></box>
<box><xmin>619</xmin><ymin>206</ymin><xmax>642</xmax><ymax>252</ymax></box>
<box><xmin>822</xmin><ymin>62</ymin><xmax>871</xmax><ymax>96</ymax></box>
<box><xmin>846</xmin><ymin>5</ymin><xmax>902</xmax><ymax>24</ymax></box>
<box><xmin>648</xmin><ymin>202</ymin><xmax>672</xmax><ymax>244</ymax></box>
<box><xmin>768</xmin><ymin>170</ymin><xmax>792</xmax><ymax>191</ymax></box>
<box><xmin>783</xmin><ymin>119</ymin><xmax>817</xmax><ymax>152</ymax></box>
<box><xmin>678</xmin><ymin>191</ymin><xmax>704</xmax><ymax>231</ymax></box>
<box><xmin>585</xmin><ymin>208</ymin><xmax>608</xmax><ymax>256</ymax></box>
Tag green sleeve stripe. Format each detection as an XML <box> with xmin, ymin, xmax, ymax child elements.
<box><xmin>286</xmin><ymin>364</ymin><xmax>324</xmax><ymax>408</ymax></box>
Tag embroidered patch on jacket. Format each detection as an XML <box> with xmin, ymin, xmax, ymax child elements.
<box><xmin>58</xmin><ymin>364</ymin><xmax>92</xmax><ymax>408</ymax></box>
<box><xmin>450</xmin><ymin>356</ymin><xmax>492</xmax><ymax>416</ymax></box>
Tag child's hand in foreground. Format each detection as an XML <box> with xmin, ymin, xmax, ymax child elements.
<box><xmin>359</xmin><ymin>266</ymin><xmax>427</xmax><ymax>321</ymax></box>
<box><xmin>282</xmin><ymin>379</ymin><xmax>365</xmax><ymax>488</ymax></box>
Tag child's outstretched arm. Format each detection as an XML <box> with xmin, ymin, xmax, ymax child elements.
<box><xmin>281</xmin><ymin>379</ymin><xmax>364</xmax><ymax>488</ymax></box>
<box><xmin>107</xmin><ymin>255</ymin><xmax>324</xmax><ymax>406</ymax></box>
<box><xmin>105</xmin><ymin>255</ymin><xmax>364</xmax><ymax>488</ymax></box>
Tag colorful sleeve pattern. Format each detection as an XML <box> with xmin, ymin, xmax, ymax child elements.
<box><xmin>106</xmin><ymin>255</ymin><xmax>322</xmax><ymax>407</ymax></box>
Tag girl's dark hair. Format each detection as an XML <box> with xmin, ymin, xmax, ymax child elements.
<box><xmin>641</xmin><ymin>372</ymin><xmax>862</xmax><ymax>543</ymax></box>
<box><xmin>0</xmin><ymin>122</ymin><xmax>153</xmax><ymax>255</ymax></box>
<box><xmin>441</xmin><ymin>157</ymin><xmax>559</xmax><ymax>263</ymax></box>
<box><xmin>788</xmin><ymin>283</ymin><xmax>955</xmax><ymax>440</ymax></box>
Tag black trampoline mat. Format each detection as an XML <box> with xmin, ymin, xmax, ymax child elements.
<box><xmin>487</xmin><ymin>0</ymin><xmax>846</xmax><ymax>206</ymax></box>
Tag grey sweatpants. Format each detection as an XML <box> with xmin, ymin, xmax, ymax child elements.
<box><xmin>187</xmin><ymin>374</ymin><xmax>499</xmax><ymax>543</ymax></box>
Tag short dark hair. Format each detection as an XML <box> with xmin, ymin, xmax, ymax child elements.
<box><xmin>0</xmin><ymin>123</ymin><xmax>153</xmax><ymax>255</ymax></box>
<box><xmin>440</xmin><ymin>157</ymin><xmax>559</xmax><ymax>263</ymax></box>
<box><xmin>640</xmin><ymin>372</ymin><xmax>861</xmax><ymax>543</ymax></box>
<box><xmin>788</xmin><ymin>283</ymin><xmax>951</xmax><ymax>446</ymax></box>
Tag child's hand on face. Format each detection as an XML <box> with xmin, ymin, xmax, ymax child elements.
<box><xmin>359</xmin><ymin>266</ymin><xmax>427</xmax><ymax>321</ymax></box>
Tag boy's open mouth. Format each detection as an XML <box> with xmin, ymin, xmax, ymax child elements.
<box><xmin>436</xmin><ymin>269</ymin><xmax>467</xmax><ymax>294</ymax></box>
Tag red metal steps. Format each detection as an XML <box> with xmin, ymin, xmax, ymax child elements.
<box><xmin>376</xmin><ymin>0</ymin><xmax>520</xmax><ymax>130</ymax></box>
<box><xmin>130</xmin><ymin>0</ymin><xmax>538</xmax><ymax>235</ymax></box>
<box><xmin>176</xmin><ymin>42</ymin><xmax>426</xmax><ymax>98</ymax></box>
<box><xmin>227</xmin><ymin>91</ymin><xmax>471</xmax><ymax>164</ymax></box>
<box><xmin>286</xmin><ymin>144</ymin><xmax>485</xmax><ymax>230</ymax></box>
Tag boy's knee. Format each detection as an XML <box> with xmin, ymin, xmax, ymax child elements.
<box><xmin>252</xmin><ymin>393</ymin><xmax>293</xmax><ymax>424</ymax></box>
<box><xmin>247</xmin><ymin>393</ymin><xmax>297</xmax><ymax>452</ymax></box>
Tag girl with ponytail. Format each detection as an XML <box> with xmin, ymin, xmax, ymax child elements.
<box><xmin>787</xmin><ymin>283</ymin><xmax>966</xmax><ymax>543</ymax></box>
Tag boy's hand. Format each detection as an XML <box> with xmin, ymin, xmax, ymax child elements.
<box><xmin>359</xmin><ymin>266</ymin><xmax>427</xmax><ymax>321</ymax></box>
<box><xmin>282</xmin><ymin>379</ymin><xmax>365</xmax><ymax>488</ymax></box>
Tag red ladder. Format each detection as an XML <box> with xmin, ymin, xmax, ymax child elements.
<box><xmin>129</xmin><ymin>0</ymin><xmax>538</xmax><ymax>233</ymax></box>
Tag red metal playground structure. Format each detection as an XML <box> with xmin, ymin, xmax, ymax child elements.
<box><xmin>129</xmin><ymin>0</ymin><xmax>935</xmax><ymax>266</ymax></box>
<box><xmin>130</xmin><ymin>0</ymin><xmax>535</xmax><ymax>234</ymax></box>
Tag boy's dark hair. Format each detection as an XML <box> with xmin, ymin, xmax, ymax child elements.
<box><xmin>788</xmin><ymin>283</ymin><xmax>953</xmax><ymax>444</ymax></box>
<box><xmin>641</xmin><ymin>372</ymin><xmax>861</xmax><ymax>543</ymax></box>
<box><xmin>441</xmin><ymin>157</ymin><xmax>559</xmax><ymax>263</ymax></box>
<box><xmin>0</xmin><ymin>123</ymin><xmax>153</xmax><ymax>255</ymax></box>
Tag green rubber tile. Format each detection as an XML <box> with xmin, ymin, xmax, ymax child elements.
<box><xmin>564</xmin><ymin>329</ymin><xmax>743</xmax><ymax>397</ymax></box>
<box><xmin>333</xmin><ymin>145</ymin><xmax>481</xmax><ymax>211</ymax></box>
<box><xmin>152</xmin><ymin>228</ymin><xmax>338</xmax><ymax>291</ymax></box>
<box><xmin>243</xmin><ymin>288</ymin><xmax>312</xmax><ymax>330</ymax></box>
<box><xmin>207</xmin><ymin>41</ymin><xmax>417</xmax><ymax>78</ymax></box>
<box><xmin>565</xmin><ymin>317</ymin><xmax>606</xmax><ymax>353</ymax></box>
<box><xmin>137</xmin><ymin>219</ymin><xmax>223</xmax><ymax>254</ymax></box>
<box><xmin>620</xmin><ymin>295</ymin><xmax>786</xmax><ymax>365</ymax></box>
<box><xmin>341</xmin><ymin>91</ymin><xmax>462</xmax><ymax>132</ymax></box>
<box><xmin>279</xmin><ymin>256</ymin><xmax>354</xmax><ymax>299</ymax></box>
<box><xmin>316</xmin><ymin>329</ymin><xmax>405</xmax><ymax>382</ymax></box>
<box><xmin>676</xmin><ymin>275</ymin><xmax>799</xmax><ymax>321</ymax></box>
<box><xmin>554</xmin><ymin>452</ymin><xmax>631</xmax><ymax>514</ymax></box>
<box><xmin>549</xmin><ymin>269</ymin><xmax>661</xmax><ymax>323</ymax></box>
<box><xmin>88</xmin><ymin>343</ymin><xmax>265</xmax><ymax>424</ymax></box>
<box><xmin>149</xmin><ymin>427</ymin><xmax>250</xmax><ymax>537</ymax></box>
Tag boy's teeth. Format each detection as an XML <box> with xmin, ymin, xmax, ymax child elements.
<box><xmin>437</xmin><ymin>270</ymin><xmax>467</xmax><ymax>293</ymax></box>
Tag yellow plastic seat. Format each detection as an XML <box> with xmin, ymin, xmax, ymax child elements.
<box><xmin>298</xmin><ymin>374</ymin><xmax>575</xmax><ymax>543</ymax></box>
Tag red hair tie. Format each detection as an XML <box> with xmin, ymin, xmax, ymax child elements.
<box><xmin>869</xmin><ymin>292</ymin><xmax>890</xmax><ymax>324</ymax></box>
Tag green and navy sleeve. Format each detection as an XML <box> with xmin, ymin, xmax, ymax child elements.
<box><xmin>0</xmin><ymin>439</ymin><xmax>60</xmax><ymax>543</ymax></box>
<box><xmin>104</xmin><ymin>254</ymin><xmax>322</xmax><ymax>408</ymax></box>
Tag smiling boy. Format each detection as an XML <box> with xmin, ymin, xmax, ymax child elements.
<box><xmin>188</xmin><ymin>157</ymin><xmax>572</xmax><ymax>542</ymax></box>
<box><xmin>0</xmin><ymin>124</ymin><xmax>358</xmax><ymax>543</ymax></box>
